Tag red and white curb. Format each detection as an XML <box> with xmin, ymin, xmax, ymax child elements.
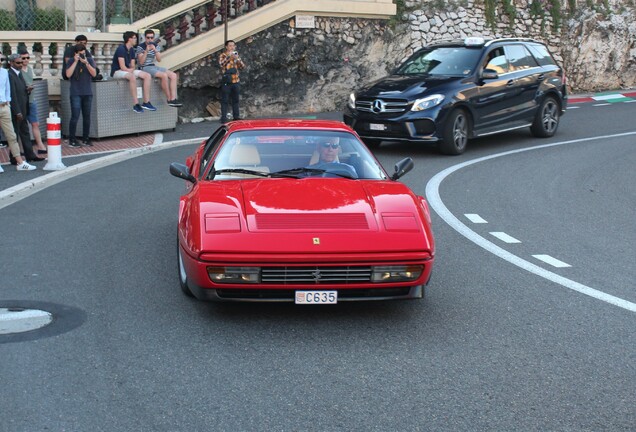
<box><xmin>569</xmin><ymin>91</ymin><xmax>636</xmax><ymax>104</ymax></box>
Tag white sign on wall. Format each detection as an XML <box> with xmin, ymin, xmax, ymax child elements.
<box><xmin>295</xmin><ymin>15</ymin><xmax>316</xmax><ymax>29</ymax></box>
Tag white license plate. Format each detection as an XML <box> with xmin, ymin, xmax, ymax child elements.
<box><xmin>295</xmin><ymin>291</ymin><xmax>338</xmax><ymax>304</ymax></box>
<box><xmin>369</xmin><ymin>123</ymin><xmax>386</xmax><ymax>131</ymax></box>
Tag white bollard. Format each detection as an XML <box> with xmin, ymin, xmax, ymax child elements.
<box><xmin>44</xmin><ymin>112</ymin><xmax>66</xmax><ymax>171</ymax></box>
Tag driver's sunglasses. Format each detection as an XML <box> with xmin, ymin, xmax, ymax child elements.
<box><xmin>21</xmin><ymin>56</ymin><xmax>30</xmax><ymax>60</ymax></box>
<box><xmin>321</xmin><ymin>143</ymin><xmax>340</xmax><ymax>149</ymax></box>
<box><xmin>146</xmin><ymin>35</ymin><xmax>155</xmax><ymax>39</ymax></box>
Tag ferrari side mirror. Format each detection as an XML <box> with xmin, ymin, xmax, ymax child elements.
<box><xmin>170</xmin><ymin>162</ymin><xmax>196</xmax><ymax>183</ymax></box>
<box><xmin>392</xmin><ymin>157</ymin><xmax>414</xmax><ymax>180</ymax></box>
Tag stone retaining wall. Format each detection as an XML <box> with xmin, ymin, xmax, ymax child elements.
<box><xmin>176</xmin><ymin>0</ymin><xmax>636</xmax><ymax>119</ymax></box>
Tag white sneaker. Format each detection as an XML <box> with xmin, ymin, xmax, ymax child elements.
<box><xmin>0</xmin><ymin>164</ymin><xmax>4</xmax><ymax>173</ymax></box>
<box><xmin>16</xmin><ymin>161</ymin><xmax>36</xmax><ymax>171</ymax></box>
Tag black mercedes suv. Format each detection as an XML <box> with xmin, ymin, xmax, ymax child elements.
<box><xmin>344</xmin><ymin>37</ymin><xmax>567</xmax><ymax>154</ymax></box>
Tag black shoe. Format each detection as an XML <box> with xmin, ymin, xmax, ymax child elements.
<box><xmin>168</xmin><ymin>99</ymin><xmax>183</xmax><ymax>107</ymax></box>
<box><xmin>81</xmin><ymin>139</ymin><xmax>93</xmax><ymax>147</ymax></box>
<box><xmin>37</xmin><ymin>149</ymin><xmax>47</xmax><ymax>155</ymax></box>
<box><xmin>68</xmin><ymin>139</ymin><xmax>81</xmax><ymax>148</ymax></box>
<box><xmin>27</xmin><ymin>156</ymin><xmax>46</xmax><ymax>162</ymax></box>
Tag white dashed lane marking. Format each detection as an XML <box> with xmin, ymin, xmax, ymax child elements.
<box><xmin>425</xmin><ymin>131</ymin><xmax>636</xmax><ymax>312</ymax></box>
<box><xmin>489</xmin><ymin>232</ymin><xmax>521</xmax><ymax>244</ymax></box>
<box><xmin>464</xmin><ymin>213</ymin><xmax>488</xmax><ymax>223</ymax></box>
<box><xmin>532</xmin><ymin>254</ymin><xmax>572</xmax><ymax>268</ymax></box>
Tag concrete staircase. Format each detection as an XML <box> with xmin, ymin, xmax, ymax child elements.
<box><xmin>108</xmin><ymin>0</ymin><xmax>396</xmax><ymax>71</ymax></box>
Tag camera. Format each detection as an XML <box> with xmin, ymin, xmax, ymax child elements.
<box><xmin>79</xmin><ymin>53</ymin><xmax>86</xmax><ymax>59</ymax></box>
<box><xmin>232</xmin><ymin>51</ymin><xmax>238</xmax><ymax>56</ymax></box>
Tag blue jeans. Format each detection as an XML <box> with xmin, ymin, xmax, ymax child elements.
<box><xmin>69</xmin><ymin>95</ymin><xmax>93</xmax><ymax>140</ymax></box>
<box><xmin>220</xmin><ymin>82</ymin><xmax>240</xmax><ymax>122</ymax></box>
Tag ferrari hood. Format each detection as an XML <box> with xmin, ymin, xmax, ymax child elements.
<box><xmin>196</xmin><ymin>179</ymin><xmax>432</xmax><ymax>254</ymax></box>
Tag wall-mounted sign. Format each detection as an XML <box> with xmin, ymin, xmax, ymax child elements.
<box><xmin>295</xmin><ymin>15</ymin><xmax>316</xmax><ymax>29</ymax></box>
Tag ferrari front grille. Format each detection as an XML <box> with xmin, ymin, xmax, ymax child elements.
<box><xmin>261</xmin><ymin>266</ymin><xmax>373</xmax><ymax>284</ymax></box>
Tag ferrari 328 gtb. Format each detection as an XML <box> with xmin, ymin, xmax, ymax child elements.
<box><xmin>169</xmin><ymin>119</ymin><xmax>435</xmax><ymax>304</ymax></box>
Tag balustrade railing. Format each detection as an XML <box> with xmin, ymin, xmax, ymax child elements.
<box><xmin>2</xmin><ymin>0</ymin><xmax>395</xmax><ymax>97</ymax></box>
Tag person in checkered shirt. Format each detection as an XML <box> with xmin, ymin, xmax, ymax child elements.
<box><xmin>218</xmin><ymin>40</ymin><xmax>246</xmax><ymax>123</ymax></box>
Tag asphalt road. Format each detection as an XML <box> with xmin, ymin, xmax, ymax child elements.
<box><xmin>1</xmin><ymin>102</ymin><xmax>635</xmax><ymax>431</ymax></box>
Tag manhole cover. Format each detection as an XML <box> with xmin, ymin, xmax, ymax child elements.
<box><xmin>0</xmin><ymin>308</ymin><xmax>53</xmax><ymax>334</ymax></box>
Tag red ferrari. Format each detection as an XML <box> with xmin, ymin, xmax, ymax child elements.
<box><xmin>170</xmin><ymin>119</ymin><xmax>435</xmax><ymax>303</ymax></box>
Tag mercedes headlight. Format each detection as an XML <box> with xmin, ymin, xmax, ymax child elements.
<box><xmin>348</xmin><ymin>93</ymin><xmax>356</xmax><ymax>110</ymax></box>
<box><xmin>411</xmin><ymin>94</ymin><xmax>444</xmax><ymax>112</ymax></box>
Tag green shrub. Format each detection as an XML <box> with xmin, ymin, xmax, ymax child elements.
<box><xmin>0</xmin><ymin>10</ymin><xmax>17</xmax><ymax>30</ymax></box>
<box><xmin>33</xmin><ymin>7</ymin><xmax>66</xmax><ymax>31</ymax></box>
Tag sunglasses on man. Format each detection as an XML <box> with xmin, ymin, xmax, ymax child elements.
<box><xmin>321</xmin><ymin>143</ymin><xmax>340</xmax><ymax>149</ymax></box>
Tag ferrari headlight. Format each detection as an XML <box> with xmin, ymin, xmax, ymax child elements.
<box><xmin>371</xmin><ymin>265</ymin><xmax>423</xmax><ymax>282</ymax></box>
<box><xmin>348</xmin><ymin>92</ymin><xmax>356</xmax><ymax>110</ymax></box>
<box><xmin>207</xmin><ymin>267</ymin><xmax>260</xmax><ymax>283</ymax></box>
<box><xmin>411</xmin><ymin>94</ymin><xmax>444</xmax><ymax>112</ymax></box>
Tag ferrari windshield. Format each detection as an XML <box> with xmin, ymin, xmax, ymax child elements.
<box><xmin>395</xmin><ymin>46</ymin><xmax>482</xmax><ymax>77</ymax></box>
<box><xmin>208</xmin><ymin>130</ymin><xmax>388</xmax><ymax>180</ymax></box>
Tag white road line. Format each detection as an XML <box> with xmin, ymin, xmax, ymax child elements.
<box><xmin>489</xmin><ymin>232</ymin><xmax>521</xmax><ymax>243</ymax></box>
<box><xmin>625</xmin><ymin>100</ymin><xmax>636</xmax><ymax>103</ymax></box>
<box><xmin>465</xmin><ymin>213</ymin><xmax>488</xmax><ymax>223</ymax></box>
<box><xmin>425</xmin><ymin>130</ymin><xmax>636</xmax><ymax>313</ymax></box>
<box><xmin>566</xmin><ymin>106</ymin><xmax>580</xmax><ymax>109</ymax></box>
<box><xmin>533</xmin><ymin>254</ymin><xmax>571</xmax><ymax>268</ymax></box>
<box><xmin>0</xmin><ymin>136</ymin><xmax>205</xmax><ymax>210</ymax></box>
<box><xmin>593</xmin><ymin>103</ymin><xmax>611</xmax><ymax>107</ymax></box>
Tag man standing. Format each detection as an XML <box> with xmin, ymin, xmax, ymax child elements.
<box><xmin>62</xmin><ymin>34</ymin><xmax>92</xmax><ymax>80</ymax></box>
<box><xmin>111</xmin><ymin>31</ymin><xmax>156</xmax><ymax>114</ymax></box>
<box><xmin>136</xmin><ymin>29</ymin><xmax>182</xmax><ymax>107</ymax></box>
<box><xmin>66</xmin><ymin>43</ymin><xmax>97</xmax><ymax>147</ymax></box>
<box><xmin>8</xmin><ymin>53</ymin><xmax>43</xmax><ymax>163</ymax></box>
<box><xmin>19</xmin><ymin>50</ymin><xmax>47</xmax><ymax>155</ymax></box>
<box><xmin>218</xmin><ymin>40</ymin><xmax>246</xmax><ymax>123</ymax></box>
<box><xmin>0</xmin><ymin>56</ymin><xmax>35</xmax><ymax>171</ymax></box>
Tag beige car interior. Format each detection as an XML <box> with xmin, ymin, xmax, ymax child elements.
<box><xmin>227</xmin><ymin>144</ymin><xmax>270</xmax><ymax>177</ymax></box>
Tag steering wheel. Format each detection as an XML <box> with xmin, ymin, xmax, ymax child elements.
<box><xmin>310</xmin><ymin>162</ymin><xmax>357</xmax><ymax>178</ymax></box>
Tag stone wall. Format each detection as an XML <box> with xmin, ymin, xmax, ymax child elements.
<box><xmin>177</xmin><ymin>0</ymin><xmax>636</xmax><ymax>120</ymax></box>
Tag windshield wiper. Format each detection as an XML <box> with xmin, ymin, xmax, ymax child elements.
<box><xmin>273</xmin><ymin>167</ymin><xmax>356</xmax><ymax>179</ymax></box>
<box><xmin>211</xmin><ymin>168</ymin><xmax>271</xmax><ymax>178</ymax></box>
<box><xmin>272</xmin><ymin>167</ymin><xmax>326</xmax><ymax>178</ymax></box>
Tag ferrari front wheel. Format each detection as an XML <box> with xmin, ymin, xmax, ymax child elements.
<box><xmin>177</xmin><ymin>241</ymin><xmax>194</xmax><ymax>297</ymax></box>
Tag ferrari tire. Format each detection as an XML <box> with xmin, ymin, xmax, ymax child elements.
<box><xmin>530</xmin><ymin>96</ymin><xmax>560</xmax><ymax>138</ymax></box>
<box><xmin>177</xmin><ymin>241</ymin><xmax>194</xmax><ymax>297</ymax></box>
<box><xmin>439</xmin><ymin>108</ymin><xmax>469</xmax><ymax>155</ymax></box>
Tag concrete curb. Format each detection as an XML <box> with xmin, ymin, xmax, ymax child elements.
<box><xmin>0</xmin><ymin>135</ymin><xmax>206</xmax><ymax>211</ymax></box>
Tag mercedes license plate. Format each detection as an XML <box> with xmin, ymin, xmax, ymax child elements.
<box><xmin>369</xmin><ymin>123</ymin><xmax>386</xmax><ymax>131</ymax></box>
<box><xmin>295</xmin><ymin>291</ymin><xmax>338</xmax><ymax>304</ymax></box>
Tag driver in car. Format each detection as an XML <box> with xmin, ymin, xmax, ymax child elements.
<box><xmin>307</xmin><ymin>137</ymin><xmax>358</xmax><ymax>178</ymax></box>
